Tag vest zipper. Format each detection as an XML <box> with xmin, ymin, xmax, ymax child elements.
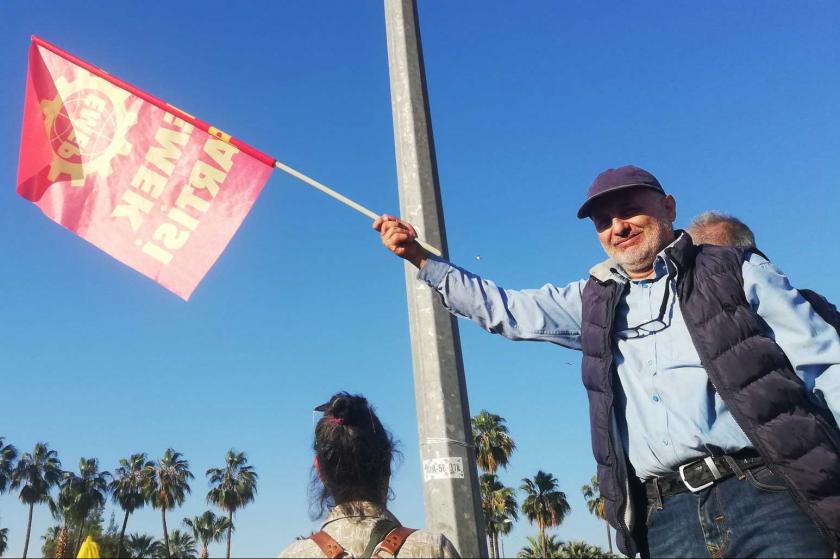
<box><xmin>604</xmin><ymin>278</ymin><xmax>636</xmax><ymax>555</ymax></box>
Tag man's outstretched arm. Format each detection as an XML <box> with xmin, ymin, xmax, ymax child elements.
<box><xmin>373</xmin><ymin>214</ymin><xmax>585</xmax><ymax>348</ymax></box>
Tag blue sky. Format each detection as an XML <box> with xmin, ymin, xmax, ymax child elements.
<box><xmin>1</xmin><ymin>1</ymin><xmax>838</xmax><ymax>557</ymax></box>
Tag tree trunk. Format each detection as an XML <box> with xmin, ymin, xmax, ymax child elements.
<box><xmin>55</xmin><ymin>524</ymin><xmax>68</xmax><ymax>559</ymax></box>
<box><xmin>226</xmin><ymin>510</ymin><xmax>233</xmax><ymax>559</ymax></box>
<box><xmin>605</xmin><ymin>521</ymin><xmax>613</xmax><ymax>554</ymax></box>
<box><xmin>75</xmin><ymin>519</ymin><xmax>86</xmax><ymax>556</ymax></box>
<box><xmin>486</xmin><ymin>535</ymin><xmax>494</xmax><ymax>559</ymax></box>
<box><xmin>161</xmin><ymin>507</ymin><xmax>171</xmax><ymax>559</ymax></box>
<box><xmin>22</xmin><ymin>502</ymin><xmax>34</xmax><ymax>559</ymax></box>
<box><xmin>539</xmin><ymin>520</ymin><xmax>546</xmax><ymax>559</ymax></box>
<box><xmin>200</xmin><ymin>544</ymin><xmax>209</xmax><ymax>559</ymax></box>
<box><xmin>118</xmin><ymin>509</ymin><xmax>130</xmax><ymax>558</ymax></box>
<box><xmin>493</xmin><ymin>533</ymin><xmax>500</xmax><ymax>558</ymax></box>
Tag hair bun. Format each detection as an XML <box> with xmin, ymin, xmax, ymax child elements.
<box><xmin>327</xmin><ymin>393</ymin><xmax>369</xmax><ymax>426</ymax></box>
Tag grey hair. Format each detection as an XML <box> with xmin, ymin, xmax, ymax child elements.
<box><xmin>687</xmin><ymin>211</ymin><xmax>756</xmax><ymax>249</ymax></box>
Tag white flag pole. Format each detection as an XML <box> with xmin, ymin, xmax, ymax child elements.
<box><xmin>274</xmin><ymin>161</ymin><xmax>442</xmax><ymax>257</ymax></box>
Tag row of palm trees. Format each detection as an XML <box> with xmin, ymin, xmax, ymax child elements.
<box><xmin>0</xmin><ymin>437</ymin><xmax>256</xmax><ymax>559</ymax></box>
<box><xmin>472</xmin><ymin>411</ymin><xmax>612</xmax><ymax>559</ymax></box>
<box><xmin>118</xmin><ymin>529</ymin><xmax>199</xmax><ymax>558</ymax></box>
<box><xmin>519</xmin><ymin>536</ymin><xmax>610</xmax><ymax>558</ymax></box>
<box><xmin>42</xmin><ymin>509</ymin><xmax>230</xmax><ymax>559</ymax></box>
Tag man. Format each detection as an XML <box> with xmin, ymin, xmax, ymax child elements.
<box><xmin>685</xmin><ymin>210</ymin><xmax>756</xmax><ymax>249</ymax></box>
<box><xmin>688</xmin><ymin>211</ymin><xmax>840</xmax><ymax>334</ymax></box>
<box><xmin>374</xmin><ymin>166</ymin><xmax>840</xmax><ymax>558</ymax></box>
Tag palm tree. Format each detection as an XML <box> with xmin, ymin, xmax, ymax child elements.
<box><xmin>517</xmin><ymin>534</ymin><xmax>562</xmax><ymax>558</ymax></box>
<box><xmin>110</xmin><ymin>453</ymin><xmax>152</xmax><ymax>558</ymax></box>
<box><xmin>0</xmin><ymin>439</ymin><xmax>16</xmax><ymax>559</ymax></box>
<box><xmin>521</xmin><ymin>471</ymin><xmax>570</xmax><ymax>559</ymax></box>
<box><xmin>143</xmin><ymin>449</ymin><xmax>193</xmax><ymax>559</ymax></box>
<box><xmin>472</xmin><ymin>411</ymin><xmax>516</xmax><ymax>474</ymax></box>
<box><xmin>64</xmin><ymin>458</ymin><xmax>111</xmax><ymax>555</ymax></box>
<box><xmin>0</xmin><ymin>438</ymin><xmax>17</xmax><ymax>495</ymax></box>
<box><xmin>581</xmin><ymin>475</ymin><xmax>612</xmax><ymax>554</ymax></box>
<box><xmin>40</xmin><ymin>523</ymin><xmax>77</xmax><ymax>559</ymax></box>
<box><xmin>206</xmin><ymin>450</ymin><xmax>257</xmax><ymax>559</ymax></box>
<box><xmin>50</xmin><ymin>472</ymin><xmax>81</xmax><ymax>559</ymax></box>
<box><xmin>40</xmin><ymin>524</ymin><xmax>62</xmax><ymax>557</ymax></box>
<box><xmin>165</xmin><ymin>529</ymin><xmax>197</xmax><ymax>558</ymax></box>
<box><xmin>480</xmin><ymin>474</ymin><xmax>518</xmax><ymax>559</ymax></box>
<box><xmin>557</xmin><ymin>540</ymin><xmax>610</xmax><ymax>558</ymax></box>
<box><xmin>11</xmin><ymin>442</ymin><xmax>62</xmax><ymax>558</ymax></box>
<box><xmin>184</xmin><ymin>510</ymin><xmax>231</xmax><ymax>559</ymax></box>
<box><xmin>126</xmin><ymin>533</ymin><xmax>157</xmax><ymax>558</ymax></box>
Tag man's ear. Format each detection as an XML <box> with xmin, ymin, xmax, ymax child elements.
<box><xmin>662</xmin><ymin>194</ymin><xmax>677</xmax><ymax>222</ymax></box>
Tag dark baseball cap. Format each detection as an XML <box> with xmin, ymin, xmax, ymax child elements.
<box><xmin>577</xmin><ymin>165</ymin><xmax>665</xmax><ymax>219</ymax></box>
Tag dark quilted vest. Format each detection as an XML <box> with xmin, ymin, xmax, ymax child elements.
<box><xmin>581</xmin><ymin>236</ymin><xmax>840</xmax><ymax>556</ymax></box>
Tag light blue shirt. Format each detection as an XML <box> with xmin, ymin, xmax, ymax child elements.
<box><xmin>418</xmin><ymin>238</ymin><xmax>840</xmax><ymax>479</ymax></box>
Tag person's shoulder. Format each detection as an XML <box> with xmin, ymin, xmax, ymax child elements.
<box><xmin>694</xmin><ymin>244</ymin><xmax>771</xmax><ymax>276</ymax></box>
<box><xmin>399</xmin><ymin>529</ymin><xmax>460</xmax><ymax>558</ymax></box>
<box><xmin>740</xmin><ymin>249</ymin><xmax>786</xmax><ymax>276</ymax></box>
<box><xmin>693</xmin><ymin>242</ymin><xmax>744</xmax><ymax>262</ymax></box>
<box><xmin>403</xmin><ymin>528</ymin><xmax>448</xmax><ymax>546</ymax></box>
<box><xmin>278</xmin><ymin>537</ymin><xmax>321</xmax><ymax>558</ymax></box>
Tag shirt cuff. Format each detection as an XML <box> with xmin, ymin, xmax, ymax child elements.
<box><xmin>417</xmin><ymin>256</ymin><xmax>451</xmax><ymax>287</ymax></box>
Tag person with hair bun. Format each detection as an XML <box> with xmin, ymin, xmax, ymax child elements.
<box><xmin>279</xmin><ymin>392</ymin><xmax>460</xmax><ymax>558</ymax></box>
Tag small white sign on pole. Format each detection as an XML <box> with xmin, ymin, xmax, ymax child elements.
<box><xmin>423</xmin><ymin>457</ymin><xmax>465</xmax><ymax>482</ymax></box>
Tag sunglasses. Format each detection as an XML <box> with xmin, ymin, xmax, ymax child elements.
<box><xmin>615</xmin><ymin>278</ymin><xmax>672</xmax><ymax>340</ymax></box>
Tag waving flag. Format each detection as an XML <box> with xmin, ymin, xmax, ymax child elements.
<box><xmin>17</xmin><ymin>36</ymin><xmax>275</xmax><ymax>300</ymax></box>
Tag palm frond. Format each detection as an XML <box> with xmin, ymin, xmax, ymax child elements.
<box><xmin>472</xmin><ymin>411</ymin><xmax>517</xmax><ymax>474</ymax></box>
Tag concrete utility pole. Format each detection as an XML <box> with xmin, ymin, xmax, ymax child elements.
<box><xmin>383</xmin><ymin>1</ymin><xmax>487</xmax><ymax>557</ymax></box>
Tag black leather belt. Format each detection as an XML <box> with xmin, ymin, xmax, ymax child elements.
<box><xmin>645</xmin><ymin>450</ymin><xmax>765</xmax><ymax>500</ymax></box>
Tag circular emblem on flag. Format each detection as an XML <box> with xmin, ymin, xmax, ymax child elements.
<box><xmin>40</xmin><ymin>71</ymin><xmax>139</xmax><ymax>187</ymax></box>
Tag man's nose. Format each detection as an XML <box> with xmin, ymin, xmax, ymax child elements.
<box><xmin>611</xmin><ymin>218</ymin><xmax>631</xmax><ymax>236</ymax></box>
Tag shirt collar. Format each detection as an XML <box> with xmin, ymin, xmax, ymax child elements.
<box><xmin>321</xmin><ymin>501</ymin><xmax>400</xmax><ymax>529</ymax></box>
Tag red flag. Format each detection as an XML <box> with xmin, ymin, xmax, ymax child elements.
<box><xmin>17</xmin><ymin>36</ymin><xmax>275</xmax><ymax>300</ymax></box>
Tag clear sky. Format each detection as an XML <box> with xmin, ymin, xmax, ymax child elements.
<box><xmin>1</xmin><ymin>1</ymin><xmax>838</xmax><ymax>557</ymax></box>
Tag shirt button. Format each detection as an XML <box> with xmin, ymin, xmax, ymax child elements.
<box><xmin>652</xmin><ymin>395</ymin><xmax>660</xmax><ymax>402</ymax></box>
<box><xmin>647</xmin><ymin>360</ymin><xmax>653</xmax><ymax>365</ymax></box>
<box><xmin>662</xmin><ymin>440</ymin><xmax>669</xmax><ymax>446</ymax></box>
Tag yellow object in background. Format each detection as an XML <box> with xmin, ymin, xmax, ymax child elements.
<box><xmin>77</xmin><ymin>535</ymin><xmax>100</xmax><ymax>559</ymax></box>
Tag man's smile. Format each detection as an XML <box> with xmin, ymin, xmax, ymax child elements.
<box><xmin>615</xmin><ymin>232</ymin><xmax>642</xmax><ymax>249</ymax></box>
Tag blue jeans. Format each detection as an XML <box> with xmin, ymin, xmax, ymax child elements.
<box><xmin>643</xmin><ymin>466</ymin><xmax>833</xmax><ymax>558</ymax></box>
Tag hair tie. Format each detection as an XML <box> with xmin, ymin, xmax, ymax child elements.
<box><xmin>329</xmin><ymin>416</ymin><xmax>344</xmax><ymax>425</ymax></box>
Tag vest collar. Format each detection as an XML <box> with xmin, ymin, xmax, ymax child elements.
<box><xmin>588</xmin><ymin>258</ymin><xmax>622</xmax><ymax>284</ymax></box>
<box><xmin>663</xmin><ymin>229</ymin><xmax>696</xmax><ymax>273</ymax></box>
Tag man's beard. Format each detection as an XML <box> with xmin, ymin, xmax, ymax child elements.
<box><xmin>603</xmin><ymin>217</ymin><xmax>674</xmax><ymax>275</ymax></box>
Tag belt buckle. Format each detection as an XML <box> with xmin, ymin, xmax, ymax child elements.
<box><xmin>678</xmin><ymin>458</ymin><xmax>717</xmax><ymax>493</ymax></box>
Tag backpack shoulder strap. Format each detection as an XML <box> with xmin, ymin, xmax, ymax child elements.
<box><xmin>309</xmin><ymin>530</ymin><xmax>345</xmax><ymax>558</ymax></box>
<box><xmin>372</xmin><ymin>527</ymin><xmax>417</xmax><ymax>558</ymax></box>
<box><xmin>361</xmin><ymin>518</ymin><xmax>398</xmax><ymax>558</ymax></box>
